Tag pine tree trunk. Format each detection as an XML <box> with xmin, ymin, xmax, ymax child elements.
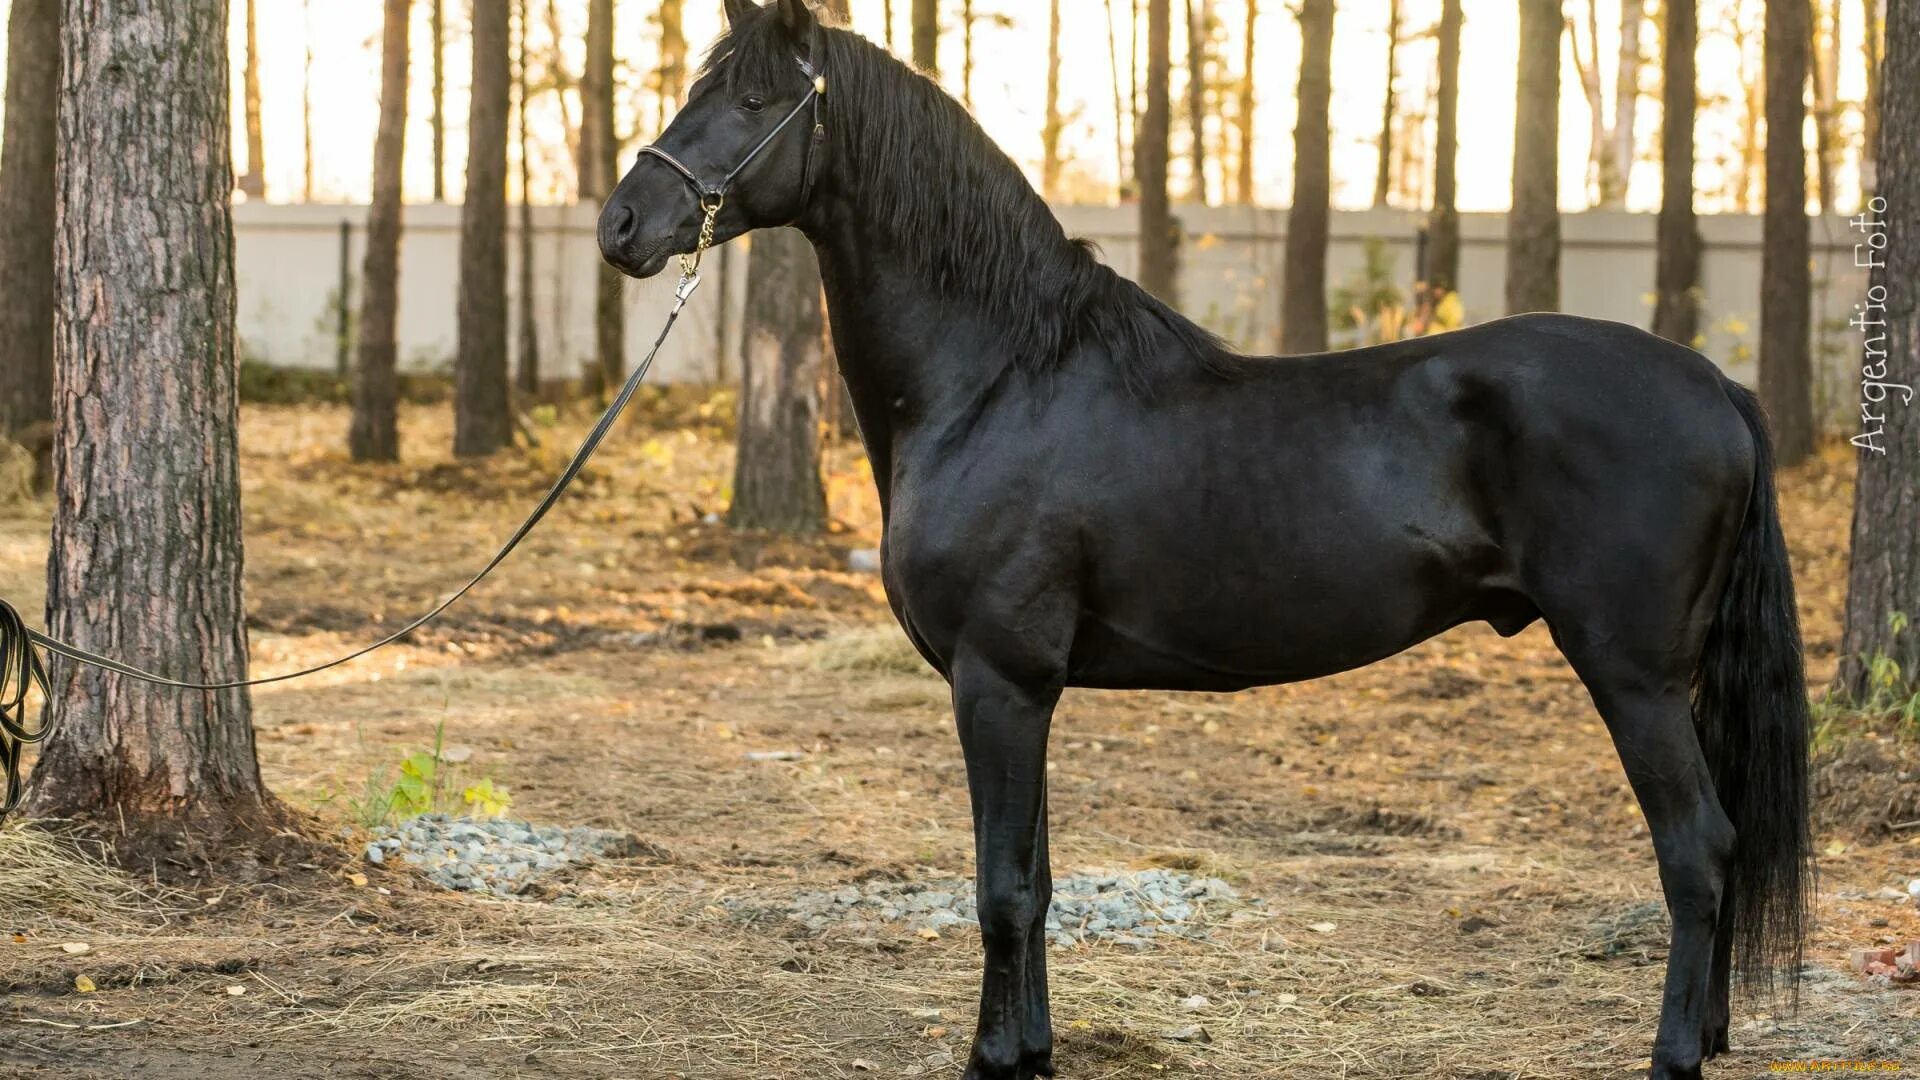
<box><xmin>913</xmin><ymin>0</ymin><xmax>938</xmax><ymax>76</ymax></box>
<box><xmin>1506</xmin><ymin>0</ymin><xmax>1562</xmax><ymax>314</ymax></box>
<box><xmin>1760</xmin><ymin>0</ymin><xmax>1814</xmax><ymax>465</ymax></box>
<box><xmin>515</xmin><ymin>0</ymin><xmax>541</xmax><ymax>398</ymax></box>
<box><xmin>580</xmin><ymin>0</ymin><xmax>624</xmax><ymax>398</ymax></box>
<box><xmin>432</xmin><ymin>0</ymin><xmax>447</xmax><ymax>202</ymax></box>
<box><xmin>1835</xmin><ymin>0</ymin><xmax>1917</xmax><ymax>699</ymax></box>
<box><xmin>455</xmin><ymin>0</ymin><xmax>513</xmax><ymax>458</ymax></box>
<box><xmin>1108</xmin><ymin>0</ymin><xmax>1130</xmax><ymax>194</ymax></box>
<box><xmin>351</xmin><ymin>0</ymin><xmax>412</xmax><ymax>463</ymax></box>
<box><xmin>30</xmin><ymin>0</ymin><xmax>273</xmax><ymax>832</ymax></box>
<box><xmin>1653</xmin><ymin>0</ymin><xmax>1701</xmax><ymax>346</ymax></box>
<box><xmin>1810</xmin><ymin>0</ymin><xmax>1841</xmax><ymax>213</ymax></box>
<box><xmin>1236</xmin><ymin>0</ymin><xmax>1255</xmax><ymax>204</ymax></box>
<box><xmin>1280</xmin><ymin>0</ymin><xmax>1333</xmax><ymax>353</ymax></box>
<box><xmin>1186</xmin><ymin>0</ymin><xmax>1208</xmax><ymax>204</ymax></box>
<box><xmin>1374</xmin><ymin>0</ymin><xmax>1399</xmax><ymax>208</ymax></box>
<box><xmin>1862</xmin><ymin>0</ymin><xmax>1881</xmax><ymax>198</ymax></box>
<box><xmin>0</xmin><ymin>0</ymin><xmax>58</xmax><ymax>454</ymax></box>
<box><xmin>1427</xmin><ymin>0</ymin><xmax>1461</xmax><ymax>297</ymax></box>
<box><xmin>1607</xmin><ymin>0</ymin><xmax>1645</xmax><ymax>209</ymax></box>
<box><xmin>239</xmin><ymin>0</ymin><xmax>267</xmax><ymax>199</ymax></box>
<box><xmin>731</xmin><ymin>229</ymin><xmax>827</xmax><ymax>536</ymax></box>
<box><xmin>1137</xmin><ymin>0</ymin><xmax>1177</xmax><ymax>304</ymax></box>
<box><xmin>302</xmin><ymin>1</ymin><xmax>315</xmax><ymax>203</ymax></box>
<box><xmin>962</xmin><ymin>0</ymin><xmax>975</xmax><ymax>110</ymax></box>
<box><xmin>1042</xmin><ymin>0</ymin><xmax>1065</xmax><ymax>200</ymax></box>
<box><xmin>659</xmin><ymin>0</ymin><xmax>687</xmax><ymax>123</ymax></box>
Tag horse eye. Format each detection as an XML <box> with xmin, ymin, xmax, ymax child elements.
<box><xmin>741</xmin><ymin>94</ymin><xmax>766</xmax><ymax>113</ymax></box>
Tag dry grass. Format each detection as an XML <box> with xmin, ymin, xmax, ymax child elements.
<box><xmin>808</xmin><ymin>625</ymin><xmax>931</xmax><ymax>676</ymax></box>
<box><xmin>0</xmin><ymin>822</ymin><xmax>176</xmax><ymax>930</ymax></box>
<box><xmin>0</xmin><ymin>442</ymin><xmax>35</xmax><ymax>508</ymax></box>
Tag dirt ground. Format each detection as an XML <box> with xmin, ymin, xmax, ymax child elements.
<box><xmin>2</xmin><ymin>401</ymin><xmax>1917</xmax><ymax>1079</ymax></box>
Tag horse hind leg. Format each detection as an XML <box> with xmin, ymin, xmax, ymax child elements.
<box><xmin>1552</xmin><ymin>630</ymin><xmax>1734</xmax><ymax>1080</ymax></box>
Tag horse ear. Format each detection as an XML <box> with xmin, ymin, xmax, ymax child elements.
<box><xmin>721</xmin><ymin>0</ymin><xmax>754</xmax><ymax>28</ymax></box>
<box><xmin>776</xmin><ymin>0</ymin><xmax>817</xmax><ymax>36</ymax></box>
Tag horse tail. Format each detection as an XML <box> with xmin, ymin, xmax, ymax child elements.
<box><xmin>1694</xmin><ymin>380</ymin><xmax>1813</xmax><ymax>1002</ymax></box>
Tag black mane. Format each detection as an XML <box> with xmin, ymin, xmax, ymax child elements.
<box><xmin>704</xmin><ymin>9</ymin><xmax>1242</xmax><ymax>392</ymax></box>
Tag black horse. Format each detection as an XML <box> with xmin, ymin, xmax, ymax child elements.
<box><xmin>598</xmin><ymin>3</ymin><xmax>1811</xmax><ymax>1077</ymax></box>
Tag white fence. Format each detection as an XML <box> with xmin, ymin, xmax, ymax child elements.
<box><xmin>236</xmin><ymin>202</ymin><xmax>1871</xmax><ymax>423</ymax></box>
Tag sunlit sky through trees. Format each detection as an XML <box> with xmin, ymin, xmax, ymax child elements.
<box><xmin>0</xmin><ymin>0</ymin><xmax>1878</xmax><ymax>214</ymax></box>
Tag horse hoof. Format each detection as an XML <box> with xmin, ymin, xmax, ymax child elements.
<box><xmin>1020</xmin><ymin>1049</ymin><xmax>1057</xmax><ymax>1077</ymax></box>
<box><xmin>1647</xmin><ymin>1061</ymin><xmax>1703</xmax><ymax>1080</ymax></box>
<box><xmin>1700</xmin><ymin>1022</ymin><xmax>1730</xmax><ymax>1060</ymax></box>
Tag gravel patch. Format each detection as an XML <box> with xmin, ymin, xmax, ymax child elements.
<box><xmin>728</xmin><ymin>869</ymin><xmax>1252</xmax><ymax>947</ymax></box>
<box><xmin>369</xmin><ymin>814</ymin><xmax>640</xmax><ymax>897</ymax></box>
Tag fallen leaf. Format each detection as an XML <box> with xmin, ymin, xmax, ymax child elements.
<box><xmin>346</xmin><ymin>872</ymin><xmax>369</xmax><ymax>888</ymax></box>
<box><xmin>1307</xmin><ymin>922</ymin><xmax>1337</xmax><ymax>934</ymax></box>
<box><xmin>926</xmin><ymin>1026</ymin><xmax>948</xmax><ymax>1038</ymax></box>
<box><xmin>225</xmin><ymin>985</ymin><xmax>247</xmax><ymax>996</ymax></box>
<box><xmin>917</xmin><ymin>927</ymin><xmax>940</xmax><ymax>941</ymax></box>
<box><xmin>714</xmin><ymin>724</ymin><xmax>736</xmax><ymax>741</ymax></box>
<box><xmin>910</xmin><ymin>1008</ymin><xmax>942</xmax><ymax>1020</ymax></box>
<box><xmin>74</xmin><ymin>976</ymin><xmax>96</xmax><ymax>993</ymax></box>
<box><xmin>11</xmin><ymin>934</ymin><xmax>25</xmax><ymax>944</ymax></box>
<box><xmin>58</xmin><ymin>942</ymin><xmax>91</xmax><ymax>955</ymax></box>
<box><xmin>440</xmin><ymin>745</ymin><xmax>474</xmax><ymax>763</ymax></box>
<box><xmin>851</xmin><ymin>1059</ymin><xmax>876</xmax><ymax>1071</ymax></box>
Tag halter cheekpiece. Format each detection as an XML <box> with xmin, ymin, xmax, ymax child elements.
<box><xmin>638</xmin><ymin>56</ymin><xmax>828</xmax><ymax>213</ymax></box>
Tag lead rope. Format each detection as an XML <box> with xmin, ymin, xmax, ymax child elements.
<box><xmin>0</xmin><ymin>203</ymin><xmax>724</xmax><ymax>818</ymax></box>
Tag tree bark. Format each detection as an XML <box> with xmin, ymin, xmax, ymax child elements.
<box><xmin>1608</xmin><ymin>0</ymin><xmax>1645</xmax><ymax>208</ymax></box>
<box><xmin>431</xmin><ymin>0</ymin><xmax>446</xmax><ymax>202</ymax></box>
<box><xmin>0</xmin><ymin>0</ymin><xmax>58</xmax><ymax>452</ymax></box>
<box><xmin>30</xmin><ymin>0</ymin><xmax>272</xmax><ymax>831</ymax></box>
<box><xmin>1862</xmin><ymin>0</ymin><xmax>1881</xmax><ymax>198</ymax></box>
<box><xmin>731</xmin><ymin>229</ymin><xmax>827</xmax><ymax>536</ymax></box>
<box><xmin>1835</xmin><ymin>0</ymin><xmax>1917</xmax><ymax>699</ymax></box>
<box><xmin>239</xmin><ymin>0</ymin><xmax>267</xmax><ymax>199</ymax></box>
<box><xmin>351</xmin><ymin>0</ymin><xmax>412</xmax><ymax>463</ymax></box>
<box><xmin>1652</xmin><ymin>0</ymin><xmax>1702</xmax><ymax>347</ymax></box>
<box><xmin>1281</xmin><ymin>0</ymin><xmax>1333</xmax><ymax>352</ymax></box>
<box><xmin>1236</xmin><ymin>0</ymin><xmax>1255</xmax><ymax>204</ymax></box>
<box><xmin>515</xmin><ymin>0</ymin><xmax>541</xmax><ymax>398</ymax></box>
<box><xmin>1042</xmin><ymin>0</ymin><xmax>1065</xmax><ymax>200</ymax></box>
<box><xmin>455</xmin><ymin>0</ymin><xmax>513</xmax><ymax>458</ymax></box>
<box><xmin>1186</xmin><ymin>0</ymin><xmax>1209</xmax><ymax>204</ymax></box>
<box><xmin>580</xmin><ymin>0</ymin><xmax>624</xmax><ymax>398</ymax></box>
<box><xmin>913</xmin><ymin>0</ymin><xmax>939</xmax><ymax>76</ymax></box>
<box><xmin>1427</xmin><ymin>0</ymin><xmax>1461</xmax><ymax>297</ymax></box>
<box><xmin>1374</xmin><ymin>0</ymin><xmax>1399</xmax><ymax>208</ymax></box>
<box><xmin>1760</xmin><ymin>0</ymin><xmax>1814</xmax><ymax>465</ymax></box>
<box><xmin>1506</xmin><ymin>0</ymin><xmax>1562</xmax><ymax>314</ymax></box>
<box><xmin>1137</xmin><ymin>0</ymin><xmax>1177</xmax><ymax>304</ymax></box>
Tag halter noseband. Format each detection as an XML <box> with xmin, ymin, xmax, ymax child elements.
<box><xmin>638</xmin><ymin>57</ymin><xmax>828</xmax><ymax>216</ymax></box>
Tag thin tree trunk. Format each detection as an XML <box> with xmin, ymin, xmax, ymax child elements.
<box><xmin>1280</xmin><ymin>0</ymin><xmax>1333</xmax><ymax>352</ymax></box>
<box><xmin>1236</xmin><ymin>0</ymin><xmax>1255</xmax><ymax>204</ymax></box>
<box><xmin>580</xmin><ymin>0</ymin><xmax>623</xmax><ymax>397</ymax></box>
<box><xmin>302</xmin><ymin>0</ymin><xmax>315</xmax><ymax>202</ymax></box>
<box><xmin>0</xmin><ymin>0</ymin><xmax>58</xmax><ymax>456</ymax></box>
<box><xmin>239</xmin><ymin>0</ymin><xmax>267</xmax><ymax>199</ymax></box>
<box><xmin>913</xmin><ymin>0</ymin><xmax>938</xmax><ymax>76</ymax></box>
<box><xmin>515</xmin><ymin>0</ymin><xmax>541</xmax><ymax>398</ymax></box>
<box><xmin>1108</xmin><ymin>0</ymin><xmax>1130</xmax><ymax>194</ymax></box>
<box><xmin>1810</xmin><ymin>0</ymin><xmax>1840</xmax><ymax>213</ymax></box>
<box><xmin>455</xmin><ymin>0</ymin><xmax>513</xmax><ymax>457</ymax></box>
<box><xmin>1506</xmin><ymin>0</ymin><xmax>1562</xmax><ymax>314</ymax></box>
<box><xmin>1738</xmin><ymin>13</ymin><xmax>1764</xmax><ymax>212</ymax></box>
<box><xmin>1042</xmin><ymin>0</ymin><xmax>1065</xmax><ymax>200</ymax></box>
<box><xmin>1760</xmin><ymin>0</ymin><xmax>1814</xmax><ymax>464</ymax></box>
<box><xmin>1862</xmin><ymin>0</ymin><xmax>1881</xmax><ymax>198</ymax></box>
<box><xmin>350</xmin><ymin>0</ymin><xmax>412</xmax><ymax>463</ymax></box>
<box><xmin>542</xmin><ymin>0</ymin><xmax>578</xmax><ymax>195</ymax></box>
<box><xmin>884</xmin><ymin>0</ymin><xmax>895</xmax><ymax>50</ymax></box>
<box><xmin>1570</xmin><ymin>1</ymin><xmax>1611</xmax><ymax>205</ymax></box>
<box><xmin>1609</xmin><ymin>0</ymin><xmax>1645</xmax><ymax>208</ymax></box>
<box><xmin>1835</xmin><ymin>0</ymin><xmax>1917</xmax><ymax>698</ymax></box>
<box><xmin>432</xmin><ymin>0</ymin><xmax>446</xmax><ymax>202</ymax></box>
<box><xmin>1186</xmin><ymin>0</ymin><xmax>1209</xmax><ymax>204</ymax></box>
<box><xmin>1137</xmin><ymin>0</ymin><xmax>1177</xmax><ymax>304</ymax></box>
<box><xmin>659</xmin><ymin>0</ymin><xmax>687</xmax><ymax>125</ymax></box>
<box><xmin>731</xmin><ymin>229</ymin><xmax>827</xmax><ymax>535</ymax></box>
<box><xmin>31</xmin><ymin>0</ymin><xmax>273</xmax><ymax>833</ymax></box>
<box><xmin>962</xmin><ymin>0</ymin><xmax>975</xmax><ymax>110</ymax></box>
<box><xmin>1652</xmin><ymin>0</ymin><xmax>1702</xmax><ymax>346</ymax></box>
<box><xmin>1374</xmin><ymin>0</ymin><xmax>1399</xmax><ymax>208</ymax></box>
<box><xmin>1428</xmin><ymin>0</ymin><xmax>1461</xmax><ymax>297</ymax></box>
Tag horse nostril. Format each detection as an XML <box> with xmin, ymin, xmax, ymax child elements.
<box><xmin>599</xmin><ymin>203</ymin><xmax>638</xmax><ymax>254</ymax></box>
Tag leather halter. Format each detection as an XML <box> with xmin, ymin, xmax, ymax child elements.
<box><xmin>638</xmin><ymin>57</ymin><xmax>827</xmax><ymax>213</ymax></box>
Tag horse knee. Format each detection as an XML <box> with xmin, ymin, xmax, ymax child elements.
<box><xmin>978</xmin><ymin>881</ymin><xmax>1042</xmax><ymax>940</ymax></box>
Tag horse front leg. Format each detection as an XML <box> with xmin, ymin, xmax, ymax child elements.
<box><xmin>952</xmin><ymin>655</ymin><xmax>1060</xmax><ymax>1080</ymax></box>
